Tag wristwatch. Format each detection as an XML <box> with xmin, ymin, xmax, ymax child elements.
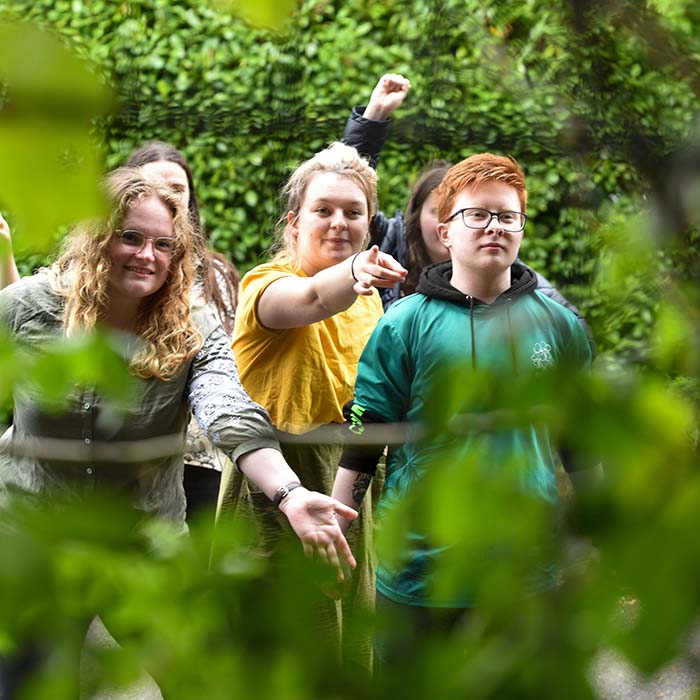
<box><xmin>272</xmin><ymin>481</ymin><xmax>302</xmax><ymax>508</ymax></box>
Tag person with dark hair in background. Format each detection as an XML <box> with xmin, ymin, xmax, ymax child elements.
<box><xmin>342</xmin><ymin>74</ymin><xmax>592</xmax><ymax>349</ymax></box>
<box><xmin>125</xmin><ymin>141</ymin><xmax>243</xmax><ymax>522</ymax></box>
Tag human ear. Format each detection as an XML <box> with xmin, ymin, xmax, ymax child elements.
<box><xmin>436</xmin><ymin>222</ymin><xmax>450</xmax><ymax>247</ymax></box>
<box><xmin>287</xmin><ymin>210</ymin><xmax>299</xmax><ymax>236</ymax></box>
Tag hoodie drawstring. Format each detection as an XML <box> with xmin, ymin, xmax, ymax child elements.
<box><xmin>506</xmin><ymin>300</ymin><xmax>519</xmax><ymax>376</ymax></box>
<box><xmin>468</xmin><ymin>295</ymin><xmax>476</xmax><ymax>370</ymax></box>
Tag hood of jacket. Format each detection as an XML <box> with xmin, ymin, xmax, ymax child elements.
<box><xmin>417</xmin><ymin>260</ymin><xmax>537</xmax><ymax>305</ymax></box>
<box><xmin>416</xmin><ymin>260</ymin><xmax>539</xmax><ymax>373</ymax></box>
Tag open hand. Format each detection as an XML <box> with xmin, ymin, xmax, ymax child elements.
<box><xmin>279</xmin><ymin>487</ymin><xmax>358</xmax><ymax>580</ymax></box>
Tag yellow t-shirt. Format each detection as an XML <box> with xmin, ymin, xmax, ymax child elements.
<box><xmin>233</xmin><ymin>260</ymin><xmax>383</xmax><ymax>435</ymax></box>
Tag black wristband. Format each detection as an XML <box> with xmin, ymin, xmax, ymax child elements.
<box><xmin>272</xmin><ymin>481</ymin><xmax>302</xmax><ymax>508</ymax></box>
<box><xmin>350</xmin><ymin>253</ymin><xmax>360</xmax><ymax>282</ymax></box>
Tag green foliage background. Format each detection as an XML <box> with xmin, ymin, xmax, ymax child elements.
<box><xmin>2</xmin><ymin>0</ymin><xmax>699</xmax><ymax>360</ymax></box>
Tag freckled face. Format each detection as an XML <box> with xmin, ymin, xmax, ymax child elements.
<box><xmin>107</xmin><ymin>195</ymin><xmax>174</xmax><ymax>304</ymax></box>
<box><xmin>419</xmin><ymin>189</ymin><xmax>449</xmax><ymax>264</ymax></box>
<box><xmin>437</xmin><ymin>181</ymin><xmax>523</xmax><ymax>276</ymax></box>
<box><xmin>289</xmin><ymin>172</ymin><xmax>370</xmax><ymax>276</ymax></box>
<box><xmin>140</xmin><ymin>160</ymin><xmax>190</xmax><ymax>208</ymax></box>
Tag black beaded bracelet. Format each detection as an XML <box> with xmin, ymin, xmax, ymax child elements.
<box><xmin>350</xmin><ymin>253</ymin><xmax>360</xmax><ymax>282</ymax></box>
<box><xmin>272</xmin><ymin>481</ymin><xmax>302</xmax><ymax>508</ymax></box>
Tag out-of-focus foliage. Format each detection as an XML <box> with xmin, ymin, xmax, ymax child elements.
<box><xmin>0</xmin><ymin>1</ymin><xmax>699</xmax><ymax>698</ymax></box>
<box><xmin>1</xmin><ymin>358</ymin><xmax>698</xmax><ymax>699</ymax></box>
<box><xmin>0</xmin><ymin>326</ymin><xmax>134</xmax><ymax>413</ymax></box>
<box><xmin>213</xmin><ymin>0</ymin><xmax>297</xmax><ymax>29</ymax></box>
<box><xmin>0</xmin><ymin>494</ymin><xmax>348</xmax><ymax>700</ymax></box>
<box><xmin>0</xmin><ymin>22</ymin><xmax>111</xmax><ymax>253</ymax></box>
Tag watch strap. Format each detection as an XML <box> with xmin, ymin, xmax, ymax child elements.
<box><xmin>272</xmin><ymin>481</ymin><xmax>302</xmax><ymax>508</ymax></box>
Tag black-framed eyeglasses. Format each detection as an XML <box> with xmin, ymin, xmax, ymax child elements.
<box><xmin>445</xmin><ymin>207</ymin><xmax>527</xmax><ymax>232</ymax></box>
<box><xmin>117</xmin><ymin>230</ymin><xmax>176</xmax><ymax>257</ymax></box>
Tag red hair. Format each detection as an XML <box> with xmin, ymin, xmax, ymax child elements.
<box><xmin>435</xmin><ymin>153</ymin><xmax>527</xmax><ymax>223</ymax></box>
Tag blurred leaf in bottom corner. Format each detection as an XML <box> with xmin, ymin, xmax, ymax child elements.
<box><xmin>0</xmin><ymin>21</ymin><xmax>113</xmax><ymax>254</ymax></box>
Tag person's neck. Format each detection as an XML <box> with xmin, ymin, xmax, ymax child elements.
<box><xmin>101</xmin><ymin>300</ymin><xmax>142</xmax><ymax>332</ymax></box>
<box><xmin>449</xmin><ymin>266</ymin><xmax>511</xmax><ymax>304</ymax></box>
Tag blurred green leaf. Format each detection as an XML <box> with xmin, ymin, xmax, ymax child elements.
<box><xmin>0</xmin><ymin>22</ymin><xmax>112</xmax><ymax>252</ymax></box>
<box><xmin>4</xmin><ymin>327</ymin><xmax>134</xmax><ymax>412</ymax></box>
<box><xmin>212</xmin><ymin>0</ymin><xmax>297</xmax><ymax>29</ymax></box>
<box><xmin>0</xmin><ymin>1</ymin><xmax>698</xmax><ymax>697</ymax></box>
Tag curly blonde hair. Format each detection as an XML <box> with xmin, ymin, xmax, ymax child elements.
<box><xmin>52</xmin><ymin>167</ymin><xmax>203</xmax><ymax>380</ymax></box>
<box><xmin>272</xmin><ymin>142</ymin><xmax>377</xmax><ymax>269</ymax></box>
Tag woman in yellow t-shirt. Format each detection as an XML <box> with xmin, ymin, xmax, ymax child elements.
<box><xmin>223</xmin><ymin>142</ymin><xmax>406</xmax><ymax>668</ymax></box>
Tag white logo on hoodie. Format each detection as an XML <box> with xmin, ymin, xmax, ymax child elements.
<box><xmin>531</xmin><ymin>341</ymin><xmax>553</xmax><ymax>369</ymax></box>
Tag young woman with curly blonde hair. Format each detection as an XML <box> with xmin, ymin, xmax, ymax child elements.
<box><xmin>0</xmin><ymin>167</ymin><xmax>357</xmax><ymax>700</ymax></box>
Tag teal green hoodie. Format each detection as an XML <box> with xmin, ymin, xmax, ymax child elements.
<box><xmin>339</xmin><ymin>261</ymin><xmax>592</xmax><ymax>608</ymax></box>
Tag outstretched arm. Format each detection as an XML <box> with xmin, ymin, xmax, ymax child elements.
<box><xmin>257</xmin><ymin>245</ymin><xmax>406</xmax><ymax>329</ymax></box>
<box><xmin>0</xmin><ymin>213</ymin><xmax>20</xmax><ymax>289</ymax></box>
<box><xmin>341</xmin><ymin>75</ymin><xmax>411</xmax><ymax>253</ymax></box>
<box><xmin>188</xmin><ymin>322</ymin><xmax>358</xmax><ymax>576</ymax></box>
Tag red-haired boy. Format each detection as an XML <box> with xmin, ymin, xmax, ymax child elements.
<box><xmin>332</xmin><ymin>153</ymin><xmax>593</xmax><ymax>661</ymax></box>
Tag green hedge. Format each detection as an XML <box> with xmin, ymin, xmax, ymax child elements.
<box><xmin>2</xmin><ymin>0</ymin><xmax>699</xmax><ymax>360</ymax></box>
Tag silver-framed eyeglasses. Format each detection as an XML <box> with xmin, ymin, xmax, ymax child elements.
<box><xmin>117</xmin><ymin>230</ymin><xmax>176</xmax><ymax>257</ymax></box>
<box><xmin>445</xmin><ymin>207</ymin><xmax>527</xmax><ymax>232</ymax></box>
